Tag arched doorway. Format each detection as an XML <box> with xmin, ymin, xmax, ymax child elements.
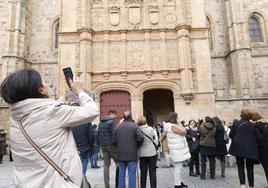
<box><xmin>100</xmin><ymin>91</ymin><xmax>131</xmax><ymax>124</ymax></box>
<box><xmin>143</xmin><ymin>89</ymin><xmax>174</xmax><ymax>126</ymax></box>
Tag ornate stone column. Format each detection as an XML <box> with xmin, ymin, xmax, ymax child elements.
<box><xmin>176</xmin><ymin>25</ymin><xmax>194</xmax><ymax>104</ymax></box>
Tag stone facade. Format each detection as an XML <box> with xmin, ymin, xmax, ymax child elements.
<box><xmin>0</xmin><ymin>0</ymin><xmax>268</xmax><ymax>131</ymax></box>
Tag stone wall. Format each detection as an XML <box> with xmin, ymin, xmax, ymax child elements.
<box><xmin>215</xmin><ymin>99</ymin><xmax>268</xmax><ymax>123</ymax></box>
<box><xmin>28</xmin><ymin>0</ymin><xmax>60</xmax><ymax>63</ymax></box>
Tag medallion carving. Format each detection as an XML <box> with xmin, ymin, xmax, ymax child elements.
<box><xmin>109</xmin><ymin>6</ymin><xmax>120</xmax><ymax>26</ymax></box>
<box><xmin>149</xmin><ymin>5</ymin><xmax>159</xmax><ymax>25</ymax></box>
<box><xmin>164</xmin><ymin>6</ymin><xmax>176</xmax><ymax>27</ymax></box>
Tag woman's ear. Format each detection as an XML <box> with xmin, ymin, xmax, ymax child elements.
<box><xmin>39</xmin><ymin>85</ymin><xmax>49</xmax><ymax>96</ymax></box>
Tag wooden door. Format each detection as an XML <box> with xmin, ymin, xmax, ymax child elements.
<box><xmin>100</xmin><ymin>91</ymin><xmax>131</xmax><ymax>124</ymax></box>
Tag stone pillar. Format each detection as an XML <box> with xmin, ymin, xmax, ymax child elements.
<box><xmin>176</xmin><ymin>25</ymin><xmax>194</xmax><ymax>103</ymax></box>
<box><xmin>225</xmin><ymin>0</ymin><xmax>256</xmax><ymax>97</ymax></box>
<box><xmin>131</xmin><ymin>95</ymin><xmax>143</xmax><ymax>122</ymax></box>
<box><xmin>78</xmin><ymin>28</ymin><xmax>93</xmax><ymax>90</ymax></box>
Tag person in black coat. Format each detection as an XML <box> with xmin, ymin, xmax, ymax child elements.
<box><xmin>213</xmin><ymin>117</ymin><xmax>228</xmax><ymax>177</ymax></box>
<box><xmin>252</xmin><ymin>112</ymin><xmax>268</xmax><ymax>186</ymax></box>
<box><xmin>186</xmin><ymin>120</ymin><xmax>200</xmax><ymax>177</ymax></box>
<box><xmin>229</xmin><ymin>109</ymin><xmax>259</xmax><ymax>188</ymax></box>
<box><xmin>71</xmin><ymin>122</ymin><xmax>95</xmax><ymax>175</ymax></box>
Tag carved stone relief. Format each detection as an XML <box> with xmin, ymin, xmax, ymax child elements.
<box><xmin>127</xmin><ymin>42</ymin><xmax>145</xmax><ymax>70</ymax></box>
<box><xmin>92</xmin><ymin>9</ymin><xmax>105</xmax><ymax>29</ymax></box>
<box><xmin>166</xmin><ymin>40</ymin><xmax>178</xmax><ymax>69</ymax></box>
<box><xmin>92</xmin><ymin>43</ymin><xmax>104</xmax><ymax>72</ymax></box>
<box><xmin>109</xmin><ymin>43</ymin><xmax>121</xmax><ymax>71</ymax></box>
<box><xmin>150</xmin><ymin>41</ymin><xmax>161</xmax><ymax>69</ymax></box>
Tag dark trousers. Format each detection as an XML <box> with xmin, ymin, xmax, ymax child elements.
<box><xmin>260</xmin><ymin>149</ymin><xmax>268</xmax><ymax>185</ymax></box>
<box><xmin>0</xmin><ymin>155</ymin><xmax>3</xmax><ymax>164</ymax></box>
<box><xmin>201</xmin><ymin>155</ymin><xmax>216</xmax><ymax>179</ymax></box>
<box><xmin>189</xmin><ymin>152</ymin><xmax>200</xmax><ymax>174</ymax></box>
<box><xmin>139</xmin><ymin>155</ymin><xmax>157</xmax><ymax>188</ymax></box>
<box><xmin>236</xmin><ymin>156</ymin><xmax>255</xmax><ymax>187</ymax></box>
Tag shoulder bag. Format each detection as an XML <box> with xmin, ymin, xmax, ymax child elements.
<box><xmin>18</xmin><ymin>121</ymin><xmax>91</xmax><ymax>188</ymax></box>
<box><xmin>140</xmin><ymin>130</ymin><xmax>158</xmax><ymax>151</ymax></box>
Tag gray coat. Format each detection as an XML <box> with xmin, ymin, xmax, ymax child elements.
<box><xmin>113</xmin><ymin>120</ymin><xmax>144</xmax><ymax>161</ymax></box>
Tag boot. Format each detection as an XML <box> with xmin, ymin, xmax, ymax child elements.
<box><xmin>181</xmin><ymin>182</ymin><xmax>188</xmax><ymax>187</ymax></box>
<box><xmin>221</xmin><ymin>161</ymin><xmax>226</xmax><ymax>177</ymax></box>
<box><xmin>200</xmin><ymin>163</ymin><xmax>206</xmax><ymax>180</ymax></box>
<box><xmin>174</xmin><ymin>185</ymin><xmax>182</xmax><ymax>188</ymax></box>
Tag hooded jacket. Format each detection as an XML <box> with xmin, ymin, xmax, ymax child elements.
<box><xmin>98</xmin><ymin>117</ymin><xmax>116</xmax><ymax>146</ymax></box>
<box><xmin>199</xmin><ymin>122</ymin><xmax>216</xmax><ymax>148</ymax></box>
<box><xmin>10</xmin><ymin>92</ymin><xmax>99</xmax><ymax>188</ymax></box>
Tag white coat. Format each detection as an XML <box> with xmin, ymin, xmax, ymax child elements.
<box><xmin>10</xmin><ymin>92</ymin><xmax>99</xmax><ymax>188</ymax></box>
<box><xmin>164</xmin><ymin>122</ymin><xmax>190</xmax><ymax>162</ymax></box>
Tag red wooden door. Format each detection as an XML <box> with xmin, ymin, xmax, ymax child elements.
<box><xmin>100</xmin><ymin>91</ymin><xmax>131</xmax><ymax>124</ymax></box>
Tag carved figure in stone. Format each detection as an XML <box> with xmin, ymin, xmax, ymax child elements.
<box><xmin>149</xmin><ymin>5</ymin><xmax>159</xmax><ymax>25</ymax></box>
<box><xmin>110</xmin><ymin>6</ymin><xmax>120</xmax><ymax>26</ymax></box>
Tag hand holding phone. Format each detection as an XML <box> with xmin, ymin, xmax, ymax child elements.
<box><xmin>63</xmin><ymin>67</ymin><xmax>74</xmax><ymax>88</ymax></box>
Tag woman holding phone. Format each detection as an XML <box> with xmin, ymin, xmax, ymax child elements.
<box><xmin>0</xmin><ymin>69</ymin><xmax>99</xmax><ymax>187</ymax></box>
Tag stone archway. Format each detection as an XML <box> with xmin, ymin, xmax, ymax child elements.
<box><xmin>143</xmin><ymin>89</ymin><xmax>174</xmax><ymax>126</ymax></box>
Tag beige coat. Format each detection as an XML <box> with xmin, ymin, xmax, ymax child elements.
<box><xmin>10</xmin><ymin>92</ymin><xmax>99</xmax><ymax>188</ymax></box>
<box><xmin>160</xmin><ymin>132</ymin><xmax>169</xmax><ymax>152</ymax></box>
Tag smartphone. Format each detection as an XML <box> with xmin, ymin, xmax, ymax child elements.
<box><xmin>63</xmin><ymin>67</ymin><xmax>74</xmax><ymax>88</ymax></box>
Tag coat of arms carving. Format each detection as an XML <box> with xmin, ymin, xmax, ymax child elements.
<box><xmin>149</xmin><ymin>5</ymin><xmax>159</xmax><ymax>25</ymax></box>
<box><xmin>109</xmin><ymin>6</ymin><xmax>120</xmax><ymax>26</ymax></box>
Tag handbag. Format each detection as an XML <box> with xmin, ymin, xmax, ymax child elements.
<box><xmin>141</xmin><ymin>130</ymin><xmax>159</xmax><ymax>151</ymax></box>
<box><xmin>18</xmin><ymin>121</ymin><xmax>91</xmax><ymax>188</ymax></box>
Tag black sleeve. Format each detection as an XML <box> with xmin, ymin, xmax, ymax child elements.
<box><xmin>136</xmin><ymin>128</ymin><xmax>144</xmax><ymax>147</ymax></box>
<box><xmin>88</xmin><ymin>123</ymin><xmax>95</xmax><ymax>147</ymax></box>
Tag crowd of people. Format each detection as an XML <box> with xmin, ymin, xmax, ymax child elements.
<box><xmin>0</xmin><ymin>69</ymin><xmax>268</xmax><ymax>188</ymax></box>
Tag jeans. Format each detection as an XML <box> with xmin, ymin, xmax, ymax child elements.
<box><xmin>118</xmin><ymin>161</ymin><xmax>137</xmax><ymax>188</ymax></box>
<box><xmin>80</xmin><ymin>155</ymin><xmax>89</xmax><ymax>175</ymax></box>
<box><xmin>140</xmin><ymin>155</ymin><xmax>157</xmax><ymax>188</ymax></box>
<box><xmin>236</xmin><ymin>156</ymin><xmax>255</xmax><ymax>187</ymax></box>
<box><xmin>90</xmin><ymin>152</ymin><xmax>99</xmax><ymax>167</ymax></box>
<box><xmin>102</xmin><ymin>146</ymin><xmax>118</xmax><ymax>188</ymax></box>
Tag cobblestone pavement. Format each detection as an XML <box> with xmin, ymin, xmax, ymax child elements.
<box><xmin>0</xmin><ymin>155</ymin><xmax>267</xmax><ymax>188</ymax></box>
